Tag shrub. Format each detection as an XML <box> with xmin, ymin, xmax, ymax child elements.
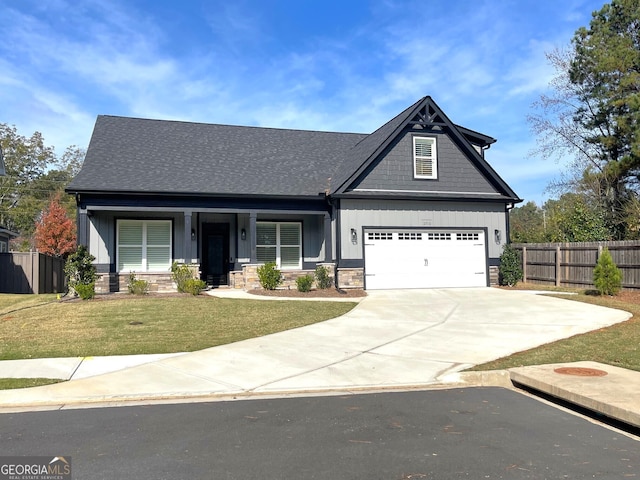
<box><xmin>74</xmin><ymin>282</ymin><xmax>95</xmax><ymax>300</ymax></box>
<box><xmin>296</xmin><ymin>274</ymin><xmax>314</xmax><ymax>292</ymax></box>
<box><xmin>172</xmin><ymin>262</ymin><xmax>197</xmax><ymax>293</ymax></box>
<box><xmin>64</xmin><ymin>245</ymin><xmax>98</xmax><ymax>297</ymax></box>
<box><xmin>593</xmin><ymin>247</ymin><xmax>622</xmax><ymax>296</ymax></box>
<box><xmin>315</xmin><ymin>265</ymin><xmax>333</xmax><ymax>289</ymax></box>
<box><xmin>257</xmin><ymin>262</ymin><xmax>282</xmax><ymax>290</ymax></box>
<box><xmin>127</xmin><ymin>273</ymin><xmax>149</xmax><ymax>295</ymax></box>
<box><xmin>183</xmin><ymin>278</ymin><xmax>206</xmax><ymax>296</ymax></box>
<box><xmin>499</xmin><ymin>244</ymin><xmax>523</xmax><ymax>287</ymax></box>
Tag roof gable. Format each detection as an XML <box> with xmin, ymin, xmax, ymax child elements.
<box><xmin>331</xmin><ymin>96</ymin><xmax>519</xmax><ymax>201</ymax></box>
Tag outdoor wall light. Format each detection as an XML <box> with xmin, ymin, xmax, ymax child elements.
<box><xmin>191</xmin><ymin>229</ymin><xmax>196</xmax><ymax>241</ymax></box>
<box><xmin>494</xmin><ymin>229</ymin><xmax>501</xmax><ymax>244</ymax></box>
<box><xmin>241</xmin><ymin>228</ymin><xmax>247</xmax><ymax>241</ymax></box>
<box><xmin>351</xmin><ymin>228</ymin><xmax>358</xmax><ymax>245</ymax></box>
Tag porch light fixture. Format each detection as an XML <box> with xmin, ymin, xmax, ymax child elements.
<box><xmin>350</xmin><ymin>228</ymin><xmax>358</xmax><ymax>245</ymax></box>
<box><xmin>494</xmin><ymin>229</ymin><xmax>501</xmax><ymax>244</ymax></box>
<box><xmin>191</xmin><ymin>229</ymin><xmax>196</xmax><ymax>241</ymax></box>
<box><xmin>241</xmin><ymin>228</ymin><xmax>246</xmax><ymax>241</ymax></box>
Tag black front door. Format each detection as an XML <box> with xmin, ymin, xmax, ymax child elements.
<box><xmin>202</xmin><ymin>224</ymin><xmax>230</xmax><ymax>286</ymax></box>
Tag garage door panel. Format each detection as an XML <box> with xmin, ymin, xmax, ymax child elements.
<box><xmin>364</xmin><ymin>230</ymin><xmax>487</xmax><ymax>290</ymax></box>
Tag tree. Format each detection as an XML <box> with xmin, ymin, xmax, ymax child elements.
<box><xmin>543</xmin><ymin>193</ymin><xmax>610</xmax><ymax>242</ymax></box>
<box><xmin>34</xmin><ymin>194</ymin><xmax>77</xmax><ymax>257</ymax></box>
<box><xmin>0</xmin><ymin>124</ymin><xmax>84</xmax><ymax>248</ymax></box>
<box><xmin>593</xmin><ymin>247</ymin><xmax>623</xmax><ymax>295</ymax></box>
<box><xmin>509</xmin><ymin>201</ymin><xmax>546</xmax><ymax>243</ymax></box>
<box><xmin>529</xmin><ymin>0</ymin><xmax>640</xmax><ymax>239</ymax></box>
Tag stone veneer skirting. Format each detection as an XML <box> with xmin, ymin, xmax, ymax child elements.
<box><xmin>94</xmin><ymin>272</ymin><xmax>177</xmax><ymax>294</ymax></box>
<box><xmin>95</xmin><ymin>263</ymin><xmax>496</xmax><ymax>293</ymax></box>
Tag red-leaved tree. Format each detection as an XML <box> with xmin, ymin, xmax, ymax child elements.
<box><xmin>34</xmin><ymin>194</ymin><xmax>76</xmax><ymax>257</ymax></box>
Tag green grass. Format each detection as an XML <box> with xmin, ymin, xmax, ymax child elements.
<box><xmin>0</xmin><ymin>378</ymin><xmax>63</xmax><ymax>390</ymax></box>
<box><xmin>472</xmin><ymin>285</ymin><xmax>640</xmax><ymax>372</ymax></box>
<box><xmin>0</xmin><ymin>294</ymin><xmax>356</xmax><ymax>360</ymax></box>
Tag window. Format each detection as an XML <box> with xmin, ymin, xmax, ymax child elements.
<box><xmin>428</xmin><ymin>233</ymin><xmax>451</xmax><ymax>241</ymax></box>
<box><xmin>0</xmin><ymin>240</ymin><xmax>7</xmax><ymax>253</ymax></box>
<box><xmin>257</xmin><ymin>222</ymin><xmax>302</xmax><ymax>269</ymax></box>
<box><xmin>398</xmin><ymin>232</ymin><xmax>422</xmax><ymax>240</ymax></box>
<box><xmin>413</xmin><ymin>136</ymin><xmax>437</xmax><ymax>179</ymax></box>
<box><xmin>457</xmin><ymin>232</ymin><xmax>479</xmax><ymax>241</ymax></box>
<box><xmin>367</xmin><ymin>232</ymin><xmax>393</xmax><ymax>241</ymax></box>
<box><xmin>117</xmin><ymin>220</ymin><xmax>172</xmax><ymax>272</ymax></box>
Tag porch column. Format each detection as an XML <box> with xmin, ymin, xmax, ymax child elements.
<box><xmin>77</xmin><ymin>209</ymin><xmax>89</xmax><ymax>246</ymax></box>
<box><xmin>249</xmin><ymin>211</ymin><xmax>257</xmax><ymax>263</ymax></box>
<box><xmin>183</xmin><ymin>211</ymin><xmax>193</xmax><ymax>264</ymax></box>
<box><xmin>324</xmin><ymin>212</ymin><xmax>332</xmax><ymax>262</ymax></box>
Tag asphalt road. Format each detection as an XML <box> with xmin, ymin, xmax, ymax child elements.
<box><xmin>1</xmin><ymin>388</ymin><xmax>638</xmax><ymax>479</ymax></box>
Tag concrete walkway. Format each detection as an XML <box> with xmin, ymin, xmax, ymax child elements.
<box><xmin>0</xmin><ymin>288</ymin><xmax>633</xmax><ymax>415</ymax></box>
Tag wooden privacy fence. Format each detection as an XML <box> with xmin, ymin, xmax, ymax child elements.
<box><xmin>0</xmin><ymin>252</ymin><xmax>66</xmax><ymax>294</ymax></box>
<box><xmin>511</xmin><ymin>241</ymin><xmax>640</xmax><ymax>290</ymax></box>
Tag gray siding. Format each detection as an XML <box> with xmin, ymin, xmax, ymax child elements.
<box><xmin>339</xmin><ymin>199</ymin><xmax>507</xmax><ymax>259</ymax></box>
<box><xmin>352</xmin><ymin>131</ymin><xmax>497</xmax><ymax>194</ymax></box>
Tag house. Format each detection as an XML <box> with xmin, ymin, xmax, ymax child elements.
<box><xmin>66</xmin><ymin>96</ymin><xmax>521</xmax><ymax>293</ymax></box>
<box><xmin>0</xmin><ymin>226</ymin><xmax>18</xmax><ymax>253</ymax></box>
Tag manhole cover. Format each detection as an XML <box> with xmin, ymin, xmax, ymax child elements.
<box><xmin>554</xmin><ymin>367</ymin><xmax>608</xmax><ymax>377</ymax></box>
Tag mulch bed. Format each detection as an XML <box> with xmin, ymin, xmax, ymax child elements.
<box><xmin>248</xmin><ymin>288</ymin><xmax>367</xmax><ymax>298</ymax></box>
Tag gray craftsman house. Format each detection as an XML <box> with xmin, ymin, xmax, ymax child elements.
<box><xmin>66</xmin><ymin>96</ymin><xmax>521</xmax><ymax>293</ymax></box>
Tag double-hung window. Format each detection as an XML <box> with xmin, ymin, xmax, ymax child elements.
<box><xmin>256</xmin><ymin>222</ymin><xmax>302</xmax><ymax>269</ymax></box>
<box><xmin>0</xmin><ymin>240</ymin><xmax>7</xmax><ymax>253</ymax></box>
<box><xmin>117</xmin><ymin>220</ymin><xmax>172</xmax><ymax>272</ymax></box>
<box><xmin>413</xmin><ymin>136</ymin><xmax>437</xmax><ymax>179</ymax></box>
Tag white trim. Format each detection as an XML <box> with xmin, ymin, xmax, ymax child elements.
<box><xmin>352</xmin><ymin>188</ymin><xmax>502</xmax><ymax>195</ymax></box>
<box><xmin>116</xmin><ymin>219</ymin><xmax>172</xmax><ymax>272</ymax></box>
<box><xmin>256</xmin><ymin>221</ymin><xmax>302</xmax><ymax>270</ymax></box>
<box><xmin>413</xmin><ymin>136</ymin><xmax>437</xmax><ymax>179</ymax></box>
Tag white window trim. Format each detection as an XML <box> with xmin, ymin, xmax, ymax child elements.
<box><xmin>116</xmin><ymin>219</ymin><xmax>172</xmax><ymax>272</ymax></box>
<box><xmin>256</xmin><ymin>221</ymin><xmax>302</xmax><ymax>270</ymax></box>
<box><xmin>413</xmin><ymin>136</ymin><xmax>438</xmax><ymax>179</ymax></box>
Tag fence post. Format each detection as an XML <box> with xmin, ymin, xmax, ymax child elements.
<box><xmin>522</xmin><ymin>246</ymin><xmax>527</xmax><ymax>283</ymax></box>
<box><xmin>555</xmin><ymin>245</ymin><xmax>561</xmax><ymax>287</ymax></box>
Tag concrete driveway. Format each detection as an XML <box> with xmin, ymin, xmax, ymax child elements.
<box><xmin>0</xmin><ymin>288</ymin><xmax>631</xmax><ymax>409</ymax></box>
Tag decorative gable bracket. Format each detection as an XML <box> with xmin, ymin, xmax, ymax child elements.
<box><xmin>408</xmin><ymin>103</ymin><xmax>448</xmax><ymax>130</ymax></box>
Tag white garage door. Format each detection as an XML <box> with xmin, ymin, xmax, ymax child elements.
<box><xmin>364</xmin><ymin>230</ymin><xmax>487</xmax><ymax>290</ymax></box>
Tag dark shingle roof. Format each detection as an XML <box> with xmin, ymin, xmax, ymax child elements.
<box><xmin>68</xmin><ymin>116</ymin><xmax>367</xmax><ymax>197</ymax></box>
<box><xmin>67</xmin><ymin>97</ymin><xmax>519</xmax><ymax>201</ymax></box>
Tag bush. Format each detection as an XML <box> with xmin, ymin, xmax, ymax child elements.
<box><xmin>183</xmin><ymin>278</ymin><xmax>206</xmax><ymax>296</ymax></box>
<box><xmin>315</xmin><ymin>265</ymin><xmax>333</xmax><ymax>289</ymax></box>
<box><xmin>127</xmin><ymin>273</ymin><xmax>149</xmax><ymax>295</ymax></box>
<box><xmin>74</xmin><ymin>282</ymin><xmax>95</xmax><ymax>300</ymax></box>
<box><xmin>499</xmin><ymin>244</ymin><xmax>523</xmax><ymax>287</ymax></box>
<box><xmin>172</xmin><ymin>262</ymin><xmax>198</xmax><ymax>293</ymax></box>
<box><xmin>296</xmin><ymin>274</ymin><xmax>314</xmax><ymax>292</ymax></box>
<box><xmin>64</xmin><ymin>245</ymin><xmax>98</xmax><ymax>297</ymax></box>
<box><xmin>257</xmin><ymin>262</ymin><xmax>282</xmax><ymax>290</ymax></box>
<box><xmin>593</xmin><ymin>247</ymin><xmax>622</xmax><ymax>296</ymax></box>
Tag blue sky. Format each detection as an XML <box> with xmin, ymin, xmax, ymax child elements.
<box><xmin>1</xmin><ymin>0</ymin><xmax>606</xmax><ymax>205</ymax></box>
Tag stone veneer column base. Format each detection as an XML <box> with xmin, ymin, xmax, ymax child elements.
<box><xmin>489</xmin><ymin>265</ymin><xmax>499</xmax><ymax>286</ymax></box>
<box><xmin>336</xmin><ymin>267</ymin><xmax>364</xmax><ymax>289</ymax></box>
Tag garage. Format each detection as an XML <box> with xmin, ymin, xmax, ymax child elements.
<box><xmin>364</xmin><ymin>229</ymin><xmax>487</xmax><ymax>290</ymax></box>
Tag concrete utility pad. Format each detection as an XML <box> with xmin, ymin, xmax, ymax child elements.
<box><xmin>510</xmin><ymin>361</ymin><xmax>640</xmax><ymax>428</ymax></box>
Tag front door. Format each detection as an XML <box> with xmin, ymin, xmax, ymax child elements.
<box><xmin>202</xmin><ymin>223</ymin><xmax>230</xmax><ymax>286</ymax></box>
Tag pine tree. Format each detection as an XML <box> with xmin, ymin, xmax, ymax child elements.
<box><xmin>593</xmin><ymin>247</ymin><xmax>623</xmax><ymax>296</ymax></box>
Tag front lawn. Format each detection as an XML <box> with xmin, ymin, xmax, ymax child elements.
<box><xmin>471</xmin><ymin>284</ymin><xmax>640</xmax><ymax>372</ymax></box>
<box><xmin>0</xmin><ymin>294</ymin><xmax>356</xmax><ymax>360</ymax></box>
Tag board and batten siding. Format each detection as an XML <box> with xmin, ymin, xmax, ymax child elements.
<box><xmin>352</xmin><ymin>130</ymin><xmax>498</xmax><ymax>194</ymax></box>
<box><xmin>89</xmin><ymin>212</ymin><xmax>185</xmax><ymax>271</ymax></box>
<box><xmin>339</xmin><ymin>199</ymin><xmax>507</xmax><ymax>260</ymax></box>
